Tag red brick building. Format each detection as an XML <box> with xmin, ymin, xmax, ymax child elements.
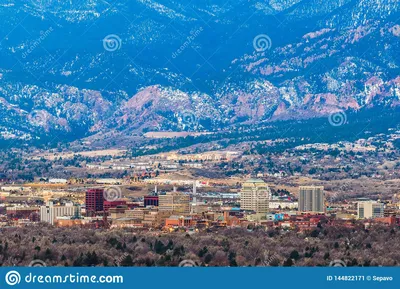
<box><xmin>144</xmin><ymin>196</ymin><xmax>159</xmax><ymax>207</ymax></box>
<box><xmin>86</xmin><ymin>188</ymin><xmax>104</xmax><ymax>216</ymax></box>
<box><xmin>103</xmin><ymin>200</ymin><xmax>127</xmax><ymax>212</ymax></box>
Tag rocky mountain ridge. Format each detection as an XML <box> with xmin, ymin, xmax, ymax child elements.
<box><xmin>0</xmin><ymin>0</ymin><xmax>398</xmax><ymax>144</ymax></box>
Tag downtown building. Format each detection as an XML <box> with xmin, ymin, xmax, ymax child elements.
<box><xmin>357</xmin><ymin>201</ymin><xmax>384</xmax><ymax>219</ymax></box>
<box><xmin>6</xmin><ymin>206</ymin><xmax>40</xmax><ymax>221</ymax></box>
<box><xmin>239</xmin><ymin>179</ymin><xmax>271</xmax><ymax>214</ymax></box>
<box><xmin>298</xmin><ymin>186</ymin><xmax>325</xmax><ymax>213</ymax></box>
<box><xmin>158</xmin><ymin>192</ymin><xmax>190</xmax><ymax>215</ymax></box>
<box><xmin>104</xmin><ymin>200</ymin><xmax>127</xmax><ymax>212</ymax></box>
<box><xmin>85</xmin><ymin>188</ymin><xmax>104</xmax><ymax>216</ymax></box>
<box><xmin>40</xmin><ymin>202</ymin><xmax>77</xmax><ymax>225</ymax></box>
<box><xmin>144</xmin><ymin>195</ymin><xmax>159</xmax><ymax>207</ymax></box>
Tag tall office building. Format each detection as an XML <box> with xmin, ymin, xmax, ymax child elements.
<box><xmin>299</xmin><ymin>186</ymin><xmax>325</xmax><ymax>213</ymax></box>
<box><xmin>40</xmin><ymin>202</ymin><xmax>76</xmax><ymax>225</ymax></box>
<box><xmin>144</xmin><ymin>195</ymin><xmax>159</xmax><ymax>207</ymax></box>
<box><xmin>159</xmin><ymin>192</ymin><xmax>190</xmax><ymax>215</ymax></box>
<box><xmin>357</xmin><ymin>201</ymin><xmax>384</xmax><ymax>219</ymax></box>
<box><xmin>193</xmin><ymin>181</ymin><xmax>197</xmax><ymax>195</ymax></box>
<box><xmin>240</xmin><ymin>179</ymin><xmax>270</xmax><ymax>213</ymax></box>
<box><xmin>86</xmin><ymin>188</ymin><xmax>104</xmax><ymax>215</ymax></box>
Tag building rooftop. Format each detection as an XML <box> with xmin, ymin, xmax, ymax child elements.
<box><xmin>168</xmin><ymin>215</ymin><xmax>192</xmax><ymax>220</ymax></box>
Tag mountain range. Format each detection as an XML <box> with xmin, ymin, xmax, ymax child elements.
<box><xmin>0</xmin><ymin>0</ymin><xmax>399</xmax><ymax>145</ymax></box>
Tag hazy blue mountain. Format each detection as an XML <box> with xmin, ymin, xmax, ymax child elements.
<box><xmin>0</xmin><ymin>0</ymin><xmax>399</xmax><ymax>144</ymax></box>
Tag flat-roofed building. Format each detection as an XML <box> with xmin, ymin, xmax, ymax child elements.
<box><xmin>111</xmin><ymin>218</ymin><xmax>144</xmax><ymax>229</ymax></box>
<box><xmin>240</xmin><ymin>179</ymin><xmax>270</xmax><ymax>214</ymax></box>
<box><xmin>144</xmin><ymin>195</ymin><xmax>159</xmax><ymax>207</ymax></box>
<box><xmin>165</xmin><ymin>215</ymin><xmax>193</xmax><ymax>227</ymax></box>
<box><xmin>159</xmin><ymin>192</ymin><xmax>190</xmax><ymax>215</ymax></box>
<box><xmin>85</xmin><ymin>188</ymin><xmax>104</xmax><ymax>215</ymax></box>
<box><xmin>6</xmin><ymin>206</ymin><xmax>40</xmax><ymax>220</ymax></box>
<box><xmin>143</xmin><ymin>210</ymin><xmax>172</xmax><ymax>227</ymax></box>
<box><xmin>299</xmin><ymin>186</ymin><xmax>325</xmax><ymax>213</ymax></box>
<box><xmin>126</xmin><ymin>208</ymin><xmax>147</xmax><ymax>220</ymax></box>
<box><xmin>109</xmin><ymin>207</ymin><xmax>128</xmax><ymax>219</ymax></box>
<box><xmin>40</xmin><ymin>202</ymin><xmax>77</xmax><ymax>225</ymax></box>
<box><xmin>357</xmin><ymin>201</ymin><xmax>384</xmax><ymax>219</ymax></box>
<box><xmin>104</xmin><ymin>200</ymin><xmax>127</xmax><ymax>212</ymax></box>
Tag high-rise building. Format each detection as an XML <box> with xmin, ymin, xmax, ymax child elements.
<box><xmin>357</xmin><ymin>201</ymin><xmax>384</xmax><ymax>219</ymax></box>
<box><xmin>40</xmin><ymin>202</ymin><xmax>76</xmax><ymax>225</ymax></box>
<box><xmin>240</xmin><ymin>179</ymin><xmax>270</xmax><ymax>213</ymax></box>
<box><xmin>159</xmin><ymin>192</ymin><xmax>190</xmax><ymax>215</ymax></box>
<box><xmin>299</xmin><ymin>186</ymin><xmax>325</xmax><ymax>213</ymax></box>
<box><xmin>144</xmin><ymin>196</ymin><xmax>159</xmax><ymax>207</ymax></box>
<box><xmin>86</xmin><ymin>188</ymin><xmax>104</xmax><ymax>215</ymax></box>
<box><xmin>193</xmin><ymin>181</ymin><xmax>197</xmax><ymax>195</ymax></box>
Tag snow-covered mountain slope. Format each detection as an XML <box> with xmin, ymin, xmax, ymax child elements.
<box><xmin>0</xmin><ymin>0</ymin><xmax>399</xmax><ymax>143</ymax></box>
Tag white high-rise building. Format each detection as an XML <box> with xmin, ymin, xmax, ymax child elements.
<box><xmin>299</xmin><ymin>186</ymin><xmax>325</xmax><ymax>213</ymax></box>
<box><xmin>240</xmin><ymin>179</ymin><xmax>270</xmax><ymax>213</ymax></box>
<box><xmin>357</xmin><ymin>201</ymin><xmax>384</xmax><ymax>219</ymax></box>
<box><xmin>193</xmin><ymin>181</ymin><xmax>197</xmax><ymax>195</ymax></box>
<box><xmin>40</xmin><ymin>202</ymin><xmax>76</xmax><ymax>225</ymax></box>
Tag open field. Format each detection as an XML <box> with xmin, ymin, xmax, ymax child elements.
<box><xmin>28</xmin><ymin>149</ymin><xmax>127</xmax><ymax>161</ymax></box>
